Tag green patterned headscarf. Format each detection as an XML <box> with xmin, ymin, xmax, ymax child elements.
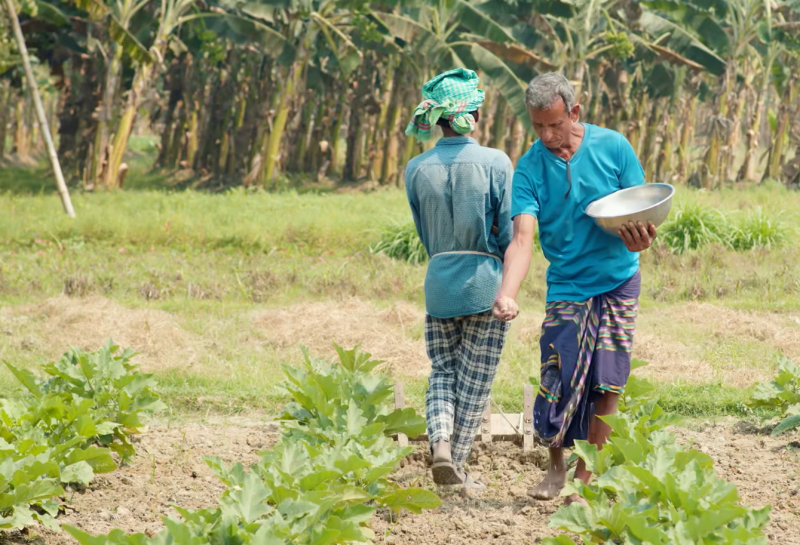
<box><xmin>405</xmin><ymin>68</ymin><xmax>485</xmax><ymax>142</ymax></box>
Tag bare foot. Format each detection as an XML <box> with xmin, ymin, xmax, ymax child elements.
<box><xmin>564</xmin><ymin>493</ymin><xmax>588</xmax><ymax>507</ymax></box>
<box><xmin>527</xmin><ymin>467</ymin><xmax>567</xmax><ymax>500</ymax></box>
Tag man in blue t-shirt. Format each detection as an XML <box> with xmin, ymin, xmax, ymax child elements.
<box><xmin>492</xmin><ymin>73</ymin><xmax>657</xmax><ymax>505</ymax></box>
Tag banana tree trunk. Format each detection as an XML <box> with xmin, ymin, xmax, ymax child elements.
<box><xmin>657</xmin><ymin>102</ymin><xmax>677</xmax><ymax>184</ymax></box>
<box><xmin>726</xmin><ymin>85</ymin><xmax>747</xmax><ymax>181</ymax></box>
<box><xmin>763</xmin><ymin>77</ymin><xmax>798</xmax><ymax>183</ymax></box>
<box><xmin>94</xmin><ymin>44</ymin><xmax>123</xmax><ymax>185</ymax></box>
<box><xmin>629</xmin><ymin>91</ymin><xmax>648</xmax><ymax>157</ymax></box>
<box><xmin>264</xmin><ymin>51</ymin><xmax>308</xmax><ymax>185</ymax></box>
<box><xmin>477</xmin><ymin>87</ymin><xmax>493</xmax><ymax>146</ymax></box>
<box><xmin>508</xmin><ymin>116</ymin><xmax>525</xmax><ymax>164</ymax></box>
<box><xmin>13</xmin><ymin>97</ymin><xmax>27</xmax><ymax>157</ymax></box>
<box><xmin>678</xmin><ymin>93</ymin><xmax>698</xmax><ymax>182</ymax></box>
<box><xmin>703</xmin><ymin>68</ymin><xmax>732</xmax><ymax>189</ymax></box>
<box><xmin>27</xmin><ymin>94</ymin><xmax>38</xmax><ymax>155</ymax></box>
<box><xmin>343</xmin><ymin>66</ymin><xmax>373</xmax><ymax>182</ymax></box>
<box><xmin>329</xmin><ymin>100</ymin><xmax>345</xmax><ymax>177</ymax></box>
<box><xmin>291</xmin><ymin>93</ymin><xmax>314</xmax><ymax>172</ymax></box>
<box><xmin>0</xmin><ymin>81</ymin><xmax>8</xmax><ymax>160</ymax></box>
<box><xmin>491</xmin><ymin>95</ymin><xmax>508</xmax><ymax>150</ymax></box>
<box><xmin>380</xmin><ymin>69</ymin><xmax>403</xmax><ymax>185</ymax></box>
<box><xmin>400</xmin><ymin>135</ymin><xmax>416</xmax><ymax>187</ymax></box>
<box><xmin>641</xmin><ymin>98</ymin><xmax>662</xmax><ymax>182</ymax></box>
<box><xmin>740</xmin><ymin>59</ymin><xmax>774</xmax><ymax>181</ymax></box>
<box><xmin>371</xmin><ymin>61</ymin><xmax>396</xmax><ymax>182</ymax></box>
<box><xmin>108</xmin><ymin>66</ymin><xmax>151</xmax><ymax>187</ymax></box>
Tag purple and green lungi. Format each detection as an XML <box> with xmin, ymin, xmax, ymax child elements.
<box><xmin>534</xmin><ymin>271</ymin><xmax>641</xmax><ymax>448</ymax></box>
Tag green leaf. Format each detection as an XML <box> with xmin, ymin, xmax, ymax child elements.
<box><xmin>223</xmin><ymin>473</ymin><xmax>272</xmax><ymax>524</ymax></box>
<box><xmin>61</xmin><ymin>461</ymin><xmax>95</xmax><ymax>485</ymax></box>
<box><xmin>4</xmin><ymin>362</ymin><xmax>42</xmax><ymax>397</ymax></box>
<box><xmin>299</xmin><ymin>470</ymin><xmax>340</xmax><ymax>490</ymax></box>
<box><xmin>376</xmin><ymin>408</ymin><xmax>426</xmax><ymax>438</ymax></box>
<box><xmin>337</xmin><ymin>503</ymin><xmax>375</xmax><ymax>525</ymax></box>
<box><xmin>637</xmin><ymin>11</ymin><xmax>727</xmax><ymax>76</ymax></box>
<box><xmin>455</xmin><ymin>0</ymin><xmax>516</xmax><ymax>44</ymax></box>
<box><xmin>541</xmin><ymin>538</ymin><xmax>578</xmax><ymax>545</ymax></box>
<box><xmin>549</xmin><ymin>502</ymin><xmax>595</xmax><ymax>534</ymax></box>
<box><xmin>378</xmin><ymin>12</ymin><xmax>464</xmax><ymax>68</ymax></box>
<box><xmin>66</xmin><ymin>447</ymin><xmax>118</xmax><ymax>474</ymax></box>
<box><xmin>382</xmin><ymin>488</ymin><xmax>441</xmax><ymax>514</ymax></box>
<box><xmin>631</xmin><ymin>358</ymin><xmax>650</xmax><ymax>370</ymax></box>
<box><xmin>772</xmin><ymin>415</ymin><xmax>800</xmax><ymax>435</ymax></box>
<box><xmin>345</xmin><ymin>400</ymin><xmax>366</xmax><ymax>437</ymax></box>
<box><xmin>64</xmin><ymin>526</ymin><xmax>153</xmax><ymax>545</ymax></box>
<box><xmin>465</xmin><ymin>43</ymin><xmax>533</xmax><ymax>133</ymax></box>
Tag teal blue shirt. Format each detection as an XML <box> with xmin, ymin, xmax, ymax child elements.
<box><xmin>405</xmin><ymin>137</ymin><xmax>513</xmax><ymax>318</ymax></box>
<box><xmin>511</xmin><ymin>124</ymin><xmax>644</xmax><ymax>303</ymax></box>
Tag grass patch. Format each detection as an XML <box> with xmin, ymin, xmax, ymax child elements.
<box><xmin>728</xmin><ymin>208</ymin><xmax>788</xmax><ymax>250</ymax></box>
<box><xmin>370</xmin><ymin>222</ymin><xmax>428</xmax><ymax>265</ymax></box>
<box><xmin>659</xmin><ymin>203</ymin><xmax>729</xmax><ymax>252</ymax></box>
<box><xmin>659</xmin><ymin>203</ymin><xmax>792</xmax><ymax>253</ymax></box>
<box><xmin>3</xmin><ymin>167</ymin><xmax>800</xmax><ymax>422</ymax></box>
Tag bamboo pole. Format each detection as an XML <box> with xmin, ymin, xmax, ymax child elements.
<box><xmin>4</xmin><ymin>0</ymin><xmax>75</xmax><ymax>217</ymax></box>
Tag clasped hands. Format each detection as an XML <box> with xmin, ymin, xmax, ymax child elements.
<box><xmin>492</xmin><ymin>295</ymin><xmax>518</xmax><ymax>322</ymax></box>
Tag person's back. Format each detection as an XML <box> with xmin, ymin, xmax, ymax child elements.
<box><xmin>402</xmin><ymin>68</ymin><xmax>513</xmax><ymax>490</ymax></box>
<box><xmin>405</xmin><ymin>137</ymin><xmax>513</xmax><ymax>319</ymax></box>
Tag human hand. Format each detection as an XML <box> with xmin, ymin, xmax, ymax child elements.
<box><xmin>619</xmin><ymin>221</ymin><xmax>657</xmax><ymax>252</ymax></box>
<box><xmin>492</xmin><ymin>295</ymin><xmax>519</xmax><ymax>322</ymax></box>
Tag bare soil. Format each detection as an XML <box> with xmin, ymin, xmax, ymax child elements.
<box><xmin>12</xmin><ymin>416</ymin><xmax>798</xmax><ymax>545</ymax></box>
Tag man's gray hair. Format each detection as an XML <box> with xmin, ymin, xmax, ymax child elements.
<box><xmin>525</xmin><ymin>72</ymin><xmax>575</xmax><ymax>112</ymax></box>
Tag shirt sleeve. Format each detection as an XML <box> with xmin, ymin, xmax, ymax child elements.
<box><xmin>493</xmin><ymin>155</ymin><xmax>514</xmax><ymax>254</ymax></box>
<box><xmin>510</xmin><ymin>166</ymin><xmax>539</xmax><ymax>219</ymax></box>
<box><xmin>618</xmin><ymin>134</ymin><xmax>645</xmax><ymax>188</ymax></box>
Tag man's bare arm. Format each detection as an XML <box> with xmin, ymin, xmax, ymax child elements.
<box><xmin>492</xmin><ymin>214</ymin><xmax>536</xmax><ymax>321</ymax></box>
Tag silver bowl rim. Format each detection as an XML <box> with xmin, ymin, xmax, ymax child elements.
<box><xmin>585</xmin><ymin>183</ymin><xmax>675</xmax><ymax>220</ymax></box>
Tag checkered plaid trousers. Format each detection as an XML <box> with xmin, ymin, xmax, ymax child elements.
<box><xmin>425</xmin><ymin>310</ymin><xmax>509</xmax><ymax>468</ymax></box>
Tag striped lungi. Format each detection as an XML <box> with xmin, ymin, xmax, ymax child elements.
<box><xmin>533</xmin><ymin>271</ymin><xmax>641</xmax><ymax>448</ymax></box>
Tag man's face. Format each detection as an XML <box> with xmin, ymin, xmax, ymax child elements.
<box><xmin>528</xmin><ymin>98</ymin><xmax>580</xmax><ymax>150</ymax></box>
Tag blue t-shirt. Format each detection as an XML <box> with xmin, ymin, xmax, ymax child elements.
<box><xmin>511</xmin><ymin>123</ymin><xmax>644</xmax><ymax>302</ymax></box>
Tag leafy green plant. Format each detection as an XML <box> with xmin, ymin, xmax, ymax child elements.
<box><xmin>659</xmin><ymin>203</ymin><xmax>729</xmax><ymax>253</ymax></box>
<box><xmin>543</xmin><ymin>407</ymin><xmax>770</xmax><ymax>545</ymax></box>
<box><xmin>63</xmin><ymin>345</ymin><xmax>439</xmax><ymax>544</ymax></box>
<box><xmin>749</xmin><ymin>355</ymin><xmax>800</xmax><ymax>435</ymax></box>
<box><xmin>727</xmin><ymin>209</ymin><xmax>787</xmax><ymax>251</ymax></box>
<box><xmin>0</xmin><ymin>340</ymin><xmax>165</xmax><ymax>531</ymax></box>
<box><xmin>4</xmin><ymin>340</ymin><xmax>166</xmax><ymax>461</ymax></box>
<box><xmin>370</xmin><ymin>223</ymin><xmax>428</xmax><ymax>265</ymax></box>
<box><xmin>543</xmin><ymin>361</ymin><xmax>770</xmax><ymax>545</ymax></box>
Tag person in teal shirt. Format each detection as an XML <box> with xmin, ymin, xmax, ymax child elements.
<box><xmin>492</xmin><ymin>72</ymin><xmax>658</xmax><ymax>505</ymax></box>
<box><xmin>405</xmin><ymin>68</ymin><xmax>513</xmax><ymax>491</ymax></box>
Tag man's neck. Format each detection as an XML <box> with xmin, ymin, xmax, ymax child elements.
<box><xmin>551</xmin><ymin>123</ymin><xmax>585</xmax><ymax>162</ymax></box>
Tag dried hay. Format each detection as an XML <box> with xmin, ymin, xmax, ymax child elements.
<box><xmin>507</xmin><ymin>302</ymin><xmax>798</xmax><ymax>388</ymax></box>
<box><xmin>0</xmin><ymin>296</ymin><xmax>198</xmax><ymax>371</ymax></box>
<box><xmin>253</xmin><ymin>299</ymin><xmax>429</xmax><ymax>376</ymax></box>
<box><xmin>635</xmin><ymin>303</ymin><xmax>800</xmax><ymax>388</ymax></box>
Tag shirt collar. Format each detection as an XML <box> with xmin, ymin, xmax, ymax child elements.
<box><xmin>435</xmin><ymin>136</ymin><xmax>478</xmax><ymax>146</ymax></box>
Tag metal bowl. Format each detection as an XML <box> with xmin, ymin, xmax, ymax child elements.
<box><xmin>585</xmin><ymin>183</ymin><xmax>675</xmax><ymax>236</ymax></box>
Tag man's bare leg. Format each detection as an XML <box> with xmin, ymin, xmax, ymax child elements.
<box><xmin>564</xmin><ymin>392</ymin><xmax>619</xmax><ymax>505</ymax></box>
<box><xmin>528</xmin><ymin>447</ymin><xmax>566</xmax><ymax>499</ymax></box>
<box><xmin>530</xmin><ymin>393</ymin><xmax>620</xmax><ymax>502</ymax></box>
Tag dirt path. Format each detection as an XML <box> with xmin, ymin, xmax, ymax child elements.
<box><xmin>20</xmin><ymin>416</ymin><xmax>800</xmax><ymax>545</ymax></box>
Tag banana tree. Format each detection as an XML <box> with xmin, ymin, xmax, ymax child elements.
<box><xmin>74</xmin><ymin>0</ymin><xmax>153</xmax><ymax>186</ymax></box>
<box><xmin>223</xmin><ymin>0</ymin><xmax>365</xmax><ymax>185</ymax></box>
<box><xmin>377</xmin><ymin>0</ymin><xmax>535</xmax><ymax>136</ymax></box>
